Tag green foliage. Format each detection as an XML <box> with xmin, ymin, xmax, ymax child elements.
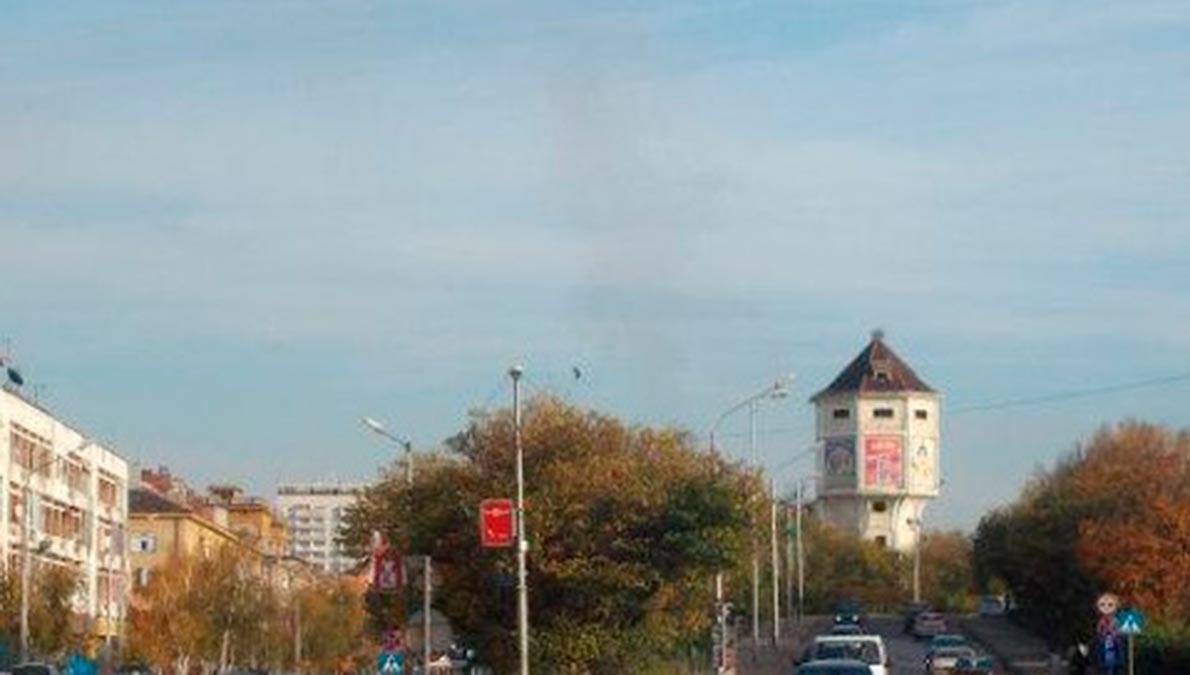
<box><xmin>341</xmin><ymin>396</ymin><xmax>754</xmax><ymax>673</ymax></box>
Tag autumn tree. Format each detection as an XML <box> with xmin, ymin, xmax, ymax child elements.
<box><xmin>974</xmin><ymin>420</ymin><xmax>1190</xmax><ymax>659</ymax></box>
<box><xmin>341</xmin><ymin>396</ymin><xmax>755</xmax><ymax>674</ymax></box>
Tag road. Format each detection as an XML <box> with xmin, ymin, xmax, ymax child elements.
<box><xmin>866</xmin><ymin>616</ymin><xmax>930</xmax><ymax>675</ymax></box>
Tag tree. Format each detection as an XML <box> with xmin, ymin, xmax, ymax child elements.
<box><xmin>973</xmin><ymin>421</ymin><xmax>1190</xmax><ymax>651</ymax></box>
<box><xmin>294</xmin><ymin>578</ymin><xmax>366</xmax><ymax>673</ymax></box>
<box><xmin>341</xmin><ymin>396</ymin><xmax>754</xmax><ymax>673</ymax></box>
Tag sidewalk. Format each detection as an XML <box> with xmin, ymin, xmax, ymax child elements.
<box><xmin>960</xmin><ymin>616</ymin><xmax>1063</xmax><ymax>675</ymax></box>
<box><xmin>737</xmin><ymin>617</ymin><xmax>828</xmax><ymax>675</ymax></box>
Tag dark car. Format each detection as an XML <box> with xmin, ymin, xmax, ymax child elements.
<box><xmin>795</xmin><ymin>658</ymin><xmax>873</xmax><ymax>675</ymax></box>
<box><xmin>833</xmin><ymin>600</ymin><xmax>867</xmax><ymax>629</ymax></box>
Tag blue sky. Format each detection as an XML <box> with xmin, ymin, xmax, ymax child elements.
<box><xmin>2</xmin><ymin>1</ymin><xmax>1189</xmax><ymax>529</ymax></box>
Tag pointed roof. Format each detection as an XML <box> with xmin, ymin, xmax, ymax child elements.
<box><xmin>812</xmin><ymin>330</ymin><xmax>934</xmax><ymax>400</ymax></box>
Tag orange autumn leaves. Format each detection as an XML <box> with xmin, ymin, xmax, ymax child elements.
<box><xmin>1072</xmin><ymin>423</ymin><xmax>1190</xmax><ymax>625</ymax></box>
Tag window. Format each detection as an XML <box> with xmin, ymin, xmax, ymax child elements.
<box><xmin>832</xmin><ymin>408</ymin><xmax>850</xmax><ymax>420</ymax></box>
<box><xmin>873</xmin><ymin>408</ymin><xmax>894</xmax><ymax>419</ymax></box>
<box><xmin>872</xmin><ymin>501</ymin><xmax>888</xmax><ymax>513</ymax></box>
<box><xmin>915</xmin><ymin>409</ymin><xmax>928</xmax><ymax>420</ymax></box>
<box><xmin>132</xmin><ymin>534</ymin><xmax>157</xmax><ymax>553</ymax></box>
<box><xmin>874</xmin><ymin>536</ymin><xmax>888</xmax><ymax>548</ymax></box>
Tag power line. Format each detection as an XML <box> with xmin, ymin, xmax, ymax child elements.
<box><xmin>949</xmin><ymin>372</ymin><xmax>1190</xmax><ymax>414</ymax></box>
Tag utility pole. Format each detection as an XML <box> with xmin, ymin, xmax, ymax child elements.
<box><xmin>769</xmin><ymin>477</ymin><xmax>779</xmax><ymax>644</ymax></box>
<box><xmin>424</xmin><ymin>555</ymin><xmax>432</xmax><ymax>670</ymax></box>
<box><xmin>748</xmin><ymin>400</ymin><xmax>759</xmax><ymax>646</ymax></box>
<box><xmin>796</xmin><ymin>480</ymin><xmax>805</xmax><ymax>623</ymax></box>
<box><xmin>511</xmin><ymin>366</ymin><xmax>530</xmax><ymax>675</ymax></box>
<box><xmin>293</xmin><ymin>592</ymin><xmax>302</xmax><ymax>673</ymax></box>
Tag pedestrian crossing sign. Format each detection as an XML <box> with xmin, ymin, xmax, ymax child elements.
<box><xmin>378</xmin><ymin>651</ymin><xmax>405</xmax><ymax>674</ymax></box>
<box><xmin>1118</xmin><ymin>608</ymin><xmax>1145</xmax><ymax>635</ymax></box>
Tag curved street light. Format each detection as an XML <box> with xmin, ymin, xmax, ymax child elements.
<box><xmin>361</xmin><ymin>417</ymin><xmax>414</xmax><ymax>486</ymax></box>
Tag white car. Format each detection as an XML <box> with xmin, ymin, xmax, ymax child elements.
<box><xmin>926</xmin><ymin>645</ymin><xmax>977</xmax><ymax>674</ymax></box>
<box><xmin>804</xmin><ymin>635</ymin><xmax>890</xmax><ymax>675</ymax></box>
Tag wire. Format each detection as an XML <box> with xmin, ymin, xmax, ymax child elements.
<box><xmin>949</xmin><ymin>372</ymin><xmax>1190</xmax><ymax>414</ymax></box>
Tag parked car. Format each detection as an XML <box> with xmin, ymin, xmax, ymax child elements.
<box><xmin>913</xmin><ymin>611</ymin><xmax>948</xmax><ymax>639</ymax></box>
<box><xmin>954</xmin><ymin>654</ymin><xmax>996</xmax><ymax>674</ymax></box>
<box><xmin>801</xmin><ymin>635</ymin><xmax>890</xmax><ymax>675</ymax></box>
<box><xmin>795</xmin><ymin>658</ymin><xmax>873</xmax><ymax>675</ymax></box>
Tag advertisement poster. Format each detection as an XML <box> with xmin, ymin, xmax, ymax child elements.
<box><xmin>823</xmin><ymin>437</ymin><xmax>857</xmax><ymax>490</ymax></box>
<box><xmin>909</xmin><ymin>438</ymin><xmax>937</xmax><ymax>492</ymax></box>
<box><xmin>864</xmin><ymin>436</ymin><xmax>904</xmax><ymax>490</ymax></box>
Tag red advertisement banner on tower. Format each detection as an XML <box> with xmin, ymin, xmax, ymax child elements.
<box><xmin>864</xmin><ymin>436</ymin><xmax>903</xmax><ymax>490</ymax></box>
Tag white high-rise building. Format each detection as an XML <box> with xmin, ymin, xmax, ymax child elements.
<box><xmin>811</xmin><ymin>331</ymin><xmax>941</xmax><ymax>553</ymax></box>
<box><xmin>0</xmin><ymin>382</ymin><xmax>130</xmax><ymax>641</ymax></box>
<box><xmin>276</xmin><ymin>483</ymin><xmax>365</xmax><ymax>574</ymax></box>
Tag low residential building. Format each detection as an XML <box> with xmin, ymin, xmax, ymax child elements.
<box><xmin>276</xmin><ymin>483</ymin><xmax>365</xmax><ymax>574</ymax></box>
<box><xmin>0</xmin><ymin>382</ymin><xmax>130</xmax><ymax>641</ymax></box>
<box><xmin>130</xmin><ymin>468</ymin><xmax>307</xmax><ymax>592</ymax></box>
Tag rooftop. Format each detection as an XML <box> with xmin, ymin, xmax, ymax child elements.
<box><xmin>813</xmin><ymin>330</ymin><xmax>935</xmax><ymax>400</ymax></box>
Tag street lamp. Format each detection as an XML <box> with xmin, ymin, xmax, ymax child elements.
<box><xmin>509</xmin><ymin>365</ymin><xmax>530</xmax><ymax>675</ymax></box>
<box><xmin>361</xmin><ymin>417</ymin><xmax>414</xmax><ymax>486</ymax></box>
<box><xmin>708</xmin><ymin>374</ymin><xmax>794</xmax><ymax>648</ymax></box>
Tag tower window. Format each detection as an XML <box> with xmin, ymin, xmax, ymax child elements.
<box><xmin>832</xmin><ymin>408</ymin><xmax>850</xmax><ymax>420</ymax></box>
<box><xmin>874</xmin><ymin>536</ymin><xmax>888</xmax><ymax>548</ymax></box>
<box><xmin>915</xmin><ymin>409</ymin><xmax>928</xmax><ymax>420</ymax></box>
<box><xmin>872</xmin><ymin>501</ymin><xmax>888</xmax><ymax>513</ymax></box>
<box><xmin>873</xmin><ymin>408</ymin><xmax>894</xmax><ymax>419</ymax></box>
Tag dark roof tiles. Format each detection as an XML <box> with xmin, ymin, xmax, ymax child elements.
<box><xmin>813</xmin><ymin>333</ymin><xmax>934</xmax><ymax>400</ymax></box>
<box><xmin>129</xmin><ymin>486</ymin><xmax>191</xmax><ymax>515</ymax></box>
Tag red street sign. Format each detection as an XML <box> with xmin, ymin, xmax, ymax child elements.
<box><xmin>372</xmin><ymin>544</ymin><xmax>404</xmax><ymax>592</ymax></box>
<box><xmin>480</xmin><ymin>498</ymin><xmax>515</xmax><ymax>548</ymax></box>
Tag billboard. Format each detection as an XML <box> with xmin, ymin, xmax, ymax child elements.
<box><xmin>909</xmin><ymin>437</ymin><xmax>938</xmax><ymax>493</ymax></box>
<box><xmin>863</xmin><ymin>436</ymin><xmax>903</xmax><ymax>491</ymax></box>
<box><xmin>822</xmin><ymin>436</ymin><xmax>857</xmax><ymax>490</ymax></box>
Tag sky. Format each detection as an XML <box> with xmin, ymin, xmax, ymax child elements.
<box><xmin>2</xmin><ymin>1</ymin><xmax>1189</xmax><ymax>530</ymax></box>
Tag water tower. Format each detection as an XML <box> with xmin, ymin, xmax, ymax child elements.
<box><xmin>810</xmin><ymin>331</ymin><xmax>940</xmax><ymax>552</ymax></box>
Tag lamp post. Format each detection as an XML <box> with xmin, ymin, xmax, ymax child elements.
<box><xmin>361</xmin><ymin>417</ymin><xmax>414</xmax><ymax>486</ymax></box>
<box><xmin>709</xmin><ymin>374</ymin><xmax>793</xmax><ymax>647</ymax></box>
<box><xmin>509</xmin><ymin>365</ymin><xmax>530</xmax><ymax>675</ymax></box>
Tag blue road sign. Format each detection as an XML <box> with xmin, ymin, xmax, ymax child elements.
<box><xmin>378</xmin><ymin>651</ymin><xmax>405</xmax><ymax>674</ymax></box>
<box><xmin>1118</xmin><ymin>608</ymin><xmax>1145</xmax><ymax>635</ymax></box>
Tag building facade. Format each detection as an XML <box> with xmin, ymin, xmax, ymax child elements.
<box><xmin>276</xmin><ymin>484</ymin><xmax>364</xmax><ymax>574</ymax></box>
<box><xmin>811</xmin><ymin>332</ymin><xmax>941</xmax><ymax>552</ymax></box>
<box><xmin>0</xmin><ymin>384</ymin><xmax>130</xmax><ymax>639</ymax></box>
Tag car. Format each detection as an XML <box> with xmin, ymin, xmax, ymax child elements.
<box><xmin>833</xmin><ymin>600</ymin><xmax>867</xmax><ymax>629</ymax></box>
<box><xmin>978</xmin><ymin>595</ymin><xmax>1007</xmax><ymax>617</ymax></box>
<box><xmin>902</xmin><ymin>601</ymin><xmax>931</xmax><ymax>633</ymax></box>
<box><xmin>929</xmin><ymin>634</ymin><xmax>968</xmax><ymax>650</ymax></box>
<box><xmin>802</xmin><ymin>635</ymin><xmax>890</xmax><ymax>675</ymax></box>
<box><xmin>795</xmin><ymin>658</ymin><xmax>873</xmax><ymax>675</ymax></box>
<box><xmin>913</xmin><ymin>611</ymin><xmax>948</xmax><ymax>639</ymax></box>
<box><xmin>11</xmin><ymin>664</ymin><xmax>60</xmax><ymax>675</ymax></box>
<box><xmin>954</xmin><ymin>654</ymin><xmax>996</xmax><ymax>674</ymax></box>
<box><xmin>829</xmin><ymin>623</ymin><xmax>865</xmax><ymax>636</ymax></box>
<box><xmin>925</xmin><ymin>645</ymin><xmax>977</xmax><ymax>674</ymax></box>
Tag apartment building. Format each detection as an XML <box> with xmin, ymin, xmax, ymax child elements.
<box><xmin>0</xmin><ymin>383</ymin><xmax>130</xmax><ymax>640</ymax></box>
<box><xmin>276</xmin><ymin>483</ymin><xmax>364</xmax><ymax>574</ymax></box>
<box><xmin>130</xmin><ymin>468</ymin><xmax>306</xmax><ymax>592</ymax></box>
